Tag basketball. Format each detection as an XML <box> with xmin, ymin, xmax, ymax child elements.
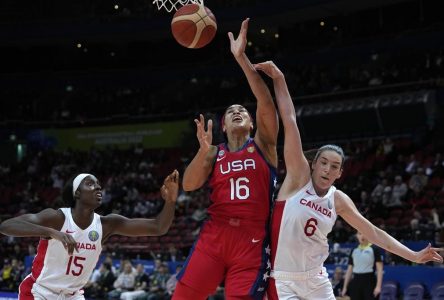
<box><xmin>171</xmin><ymin>4</ymin><xmax>217</xmax><ymax>49</ymax></box>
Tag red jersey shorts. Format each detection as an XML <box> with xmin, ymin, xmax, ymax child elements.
<box><xmin>177</xmin><ymin>216</ymin><xmax>271</xmax><ymax>299</ymax></box>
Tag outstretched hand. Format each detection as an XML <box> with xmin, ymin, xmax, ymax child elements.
<box><xmin>228</xmin><ymin>18</ymin><xmax>249</xmax><ymax>58</ymax></box>
<box><xmin>253</xmin><ymin>61</ymin><xmax>284</xmax><ymax>79</ymax></box>
<box><xmin>160</xmin><ymin>170</ymin><xmax>179</xmax><ymax>204</ymax></box>
<box><xmin>413</xmin><ymin>243</ymin><xmax>443</xmax><ymax>264</ymax></box>
<box><xmin>194</xmin><ymin>114</ymin><xmax>213</xmax><ymax>152</ymax></box>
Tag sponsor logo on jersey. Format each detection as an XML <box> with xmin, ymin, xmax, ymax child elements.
<box><xmin>220</xmin><ymin>159</ymin><xmax>256</xmax><ymax>174</ymax></box>
<box><xmin>247</xmin><ymin>146</ymin><xmax>255</xmax><ymax>153</ymax></box>
<box><xmin>77</xmin><ymin>242</ymin><xmax>97</xmax><ymax>250</ymax></box>
<box><xmin>300</xmin><ymin>198</ymin><xmax>332</xmax><ymax>218</ymax></box>
<box><xmin>216</xmin><ymin>150</ymin><xmax>226</xmax><ymax>162</ymax></box>
<box><xmin>88</xmin><ymin>230</ymin><xmax>99</xmax><ymax>242</ymax></box>
<box><xmin>65</xmin><ymin>229</ymin><xmax>75</xmax><ymax>234</ymax></box>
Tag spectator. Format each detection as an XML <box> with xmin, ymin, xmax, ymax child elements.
<box><xmin>166</xmin><ymin>265</ymin><xmax>183</xmax><ymax>297</ymax></box>
<box><xmin>120</xmin><ymin>264</ymin><xmax>150</xmax><ymax>300</ymax></box>
<box><xmin>390</xmin><ymin>175</ymin><xmax>407</xmax><ymax>206</ymax></box>
<box><xmin>409</xmin><ymin>167</ymin><xmax>428</xmax><ymax>193</ymax></box>
<box><xmin>108</xmin><ymin>262</ymin><xmax>136</xmax><ymax>299</ymax></box>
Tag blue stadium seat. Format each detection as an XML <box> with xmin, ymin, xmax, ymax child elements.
<box><xmin>431</xmin><ymin>281</ymin><xmax>444</xmax><ymax>300</ymax></box>
<box><xmin>403</xmin><ymin>282</ymin><xmax>425</xmax><ymax>300</ymax></box>
<box><xmin>380</xmin><ymin>281</ymin><xmax>398</xmax><ymax>300</ymax></box>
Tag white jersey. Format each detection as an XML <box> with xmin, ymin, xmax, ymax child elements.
<box><xmin>30</xmin><ymin>208</ymin><xmax>102</xmax><ymax>294</ymax></box>
<box><xmin>272</xmin><ymin>180</ymin><xmax>337</xmax><ymax>273</ymax></box>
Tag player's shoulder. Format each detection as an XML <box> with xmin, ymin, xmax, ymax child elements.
<box><xmin>39</xmin><ymin>208</ymin><xmax>65</xmax><ymax>219</ymax></box>
<box><xmin>333</xmin><ymin>189</ymin><xmax>353</xmax><ymax>213</ymax></box>
<box><xmin>100</xmin><ymin>213</ymin><xmax>126</xmax><ymax>225</ymax></box>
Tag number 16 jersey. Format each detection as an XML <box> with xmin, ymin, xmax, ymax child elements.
<box><xmin>208</xmin><ymin>138</ymin><xmax>277</xmax><ymax>223</ymax></box>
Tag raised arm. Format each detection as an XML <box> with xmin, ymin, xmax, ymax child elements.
<box><xmin>182</xmin><ymin>114</ymin><xmax>217</xmax><ymax>191</ymax></box>
<box><xmin>228</xmin><ymin>19</ymin><xmax>278</xmax><ymax>166</ymax></box>
<box><xmin>254</xmin><ymin>61</ymin><xmax>311</xmax><ymax>192</ymax></box>
<box><xmin>336</xmin><ymin>190</ymin><xmax>443</xmax><ymax>264</ymax></box>
<box><xmin>0</xmin><ymin>208</ymin><xmax>79</xmax><ymax>255</ymax></box>
<box><xmin>103</xmin><ymin>170</ymin><xmax>179</xmax><ymax>238</ymax></box>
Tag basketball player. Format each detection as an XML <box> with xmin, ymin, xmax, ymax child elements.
<box><xmin>252</xmin><ymin>61</ymin><xmax>443</xmax><ymax>300</ymax></box>
<box><xmin>172</xmin><ymin>18</ymin><xmax>278</xmax><ymax>300</ymax></box>
<box><xmin>0</xmin><ymin>170</ymin><xmax>179</xmax><ymax>300</ymax></box>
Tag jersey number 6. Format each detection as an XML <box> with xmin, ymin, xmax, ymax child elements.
<box><xmin>304</xmin><ymin>218</ymin><xmax>318</xmax><ymax>237</ymax></box>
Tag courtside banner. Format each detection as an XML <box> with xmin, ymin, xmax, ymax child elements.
<box><xmin>27</xmin><ymin>120</ymin><xmax>190</xmax><ymax>150</ymax></box>
<box><xmin>0</xmin><ymin>292</ymin><xmax>17</xmax><ymax>300</ymax></box>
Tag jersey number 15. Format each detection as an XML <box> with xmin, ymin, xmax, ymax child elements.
<box><xmin>66</xmin><ymin>256</ymin><xmax>86</xmax><ymax>276</ymax></box>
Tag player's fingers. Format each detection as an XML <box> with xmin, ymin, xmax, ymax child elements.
<box><xmin>430</xmin><ymin>247</ymin><xmax>444</xmax><ymax>252</ymax></box>
<box><xmin>172</xmin><ymin>170</ymin><xmax>179</xmax><ymax>182</ymax></box>
<box><xmin>228</xmin><ymin>32</ymin><xmax>234</xmax><ymax>41</ymax></box>
<box><xmin>240</xmin><ymin>18</ymin><xmax>249</xmax><ymax>35</ymax></box>
<box><xmin>207</xmin><ymin>119</ymin><xmax>213</xmax><ymax>132</ymax></box>
<box><xmin>67</xmin><ymin>235</ymin><xmax>78</xmax><ymax>253</ymax></box>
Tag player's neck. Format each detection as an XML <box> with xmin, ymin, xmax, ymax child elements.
<box><xmin>226</xmin><ymin>134</ymin><xmax>250</xmax><ymax>152</ymax></box>
<box><xmin>71</xmin><ymin>206</ymin><xmax>95</xmax><ymax>230</ymax></box>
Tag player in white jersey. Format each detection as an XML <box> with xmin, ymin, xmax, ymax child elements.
<box><xmin>252</xmin><ymin>61</ymin><xmax>444</xmax><ymax>300</ymax></box>
<box><xmin>0</xmin><ymin>170</ymin><xmax>179</xmax><ymax>300</ymax></box>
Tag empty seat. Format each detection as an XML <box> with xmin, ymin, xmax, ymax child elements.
<box><xmin>403</xmin><ymin>282</ymin><xmax>425</xmax><ymax>300</ymax></box>
<box><xmin>431</xmin><ymin>281</ymin><xmax>444</xmax><ymax>300</ymax></box>
<box><xmin>380</xmin><ymin>281</ymin><xmax>398</xmax><ymax>300</ymax></box>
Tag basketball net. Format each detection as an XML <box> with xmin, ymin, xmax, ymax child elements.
<box><xmin>153</xmin><ymin>0</ymin><xmax>204</xmax><ymax>12</ymax></box>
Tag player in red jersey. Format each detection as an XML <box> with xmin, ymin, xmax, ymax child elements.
<box><xmin>172</xmin><ymin>19</ymin><xmax>278</xmax><ymax>300</ymax></box>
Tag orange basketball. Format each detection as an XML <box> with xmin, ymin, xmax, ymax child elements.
<box><xmin>171</xmin><ymin>4</ymin><xmax>217</xmax><ymax>49</ymax></box>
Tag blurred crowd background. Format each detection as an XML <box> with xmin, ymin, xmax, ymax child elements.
<box><xmin>0</xmin><ymin>0</ymin><xmax>443</xmax><ymax>299</ymax></box>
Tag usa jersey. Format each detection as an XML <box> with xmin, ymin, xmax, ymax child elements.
<box><xmin>271</xmin><ymin>180</ymin><xmax>337</xmax><ymax>273</ymax></box>
<box><xmin>30</xmin><ymin>208</ymin><xmax>102</xmax><ymax>294</ymax></box>
<box><xmin>208</xmin><ymin>138</ymin><xmax>277</xmax><ymax>223</ymax></box>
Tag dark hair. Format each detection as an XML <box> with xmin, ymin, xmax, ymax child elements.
<box><xmin>303</xmin><ymin>149</ymin><xmax>319</xmax><ymax>163</ymax></box>
<box><xmin>313</xmin><ymin>144</ymin><xmax>345</xmax><ymax>168</ymax></box>
<box><xmin>62</xmin><ymin>175</ymin><xmax>77</xmax><ymax>208</ymax></box>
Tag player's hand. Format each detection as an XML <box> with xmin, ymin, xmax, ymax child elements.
<box><xmin>49</xmin><ymin>229</ymin><xmax>78</xmax><ymax>256</ymax></box>
<box><xmin>413</xmin><ymin>243</ymin><xmax>443</xmax><ymax>264</ymax></box>
<box><xmin>228</xmin><ymin>18</ymin><xmax>249</xmax><ymax>58</ymax></box>
<box><xmin>161</xmin><ymin>170</ymin><xmax>180</xmax><ymax>204</ymax></box>
<box><xmin>194</xmin><ymin>114</ymin><xmax>213</xmax><ymax>152</ymax></box>
<box><xmin>373</xmin><ymin>286</ymin><xmax>381</xmax><ymax>297</ymax></box>
<box><xmin>341</xmin><ymin>287</ymin><xmax>347</xmax><ymax>297</ymax></box>
<box><xmin>253</xmin><ymin>61</ymin><xmax>284</xmax><ymax>79</ymax></box>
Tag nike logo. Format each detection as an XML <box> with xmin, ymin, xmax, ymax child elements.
<box><xmin>306</xmin><ymin>189</ymin><xmax>315</xmax><ymax>195</ymax></box>
<box><xmin>252</xmin><ymin>239</ymin><xmax>260</xmax><ymax>243</ymax></box>
<box><xmin>66</xmin><ymin>230</ymin><xmax>75</xmax><ymax>234</ymax></box>
<box><xmin>216</xmin><ymin>156</ymin><xmax>225</xmax><ymax>162</ymax></box>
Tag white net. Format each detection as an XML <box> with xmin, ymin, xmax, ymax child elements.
<box><xmin>152</xmin><ymin>0</ymin><xmax>203</xmax><ymax>12</ymax></box>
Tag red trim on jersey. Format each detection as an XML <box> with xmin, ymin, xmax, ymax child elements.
<box><xmin>270</xmin><ymin>201</ymin><xmax>285</xmax><ymax>267</ymax></box>
<box><xmin>19</xmin><ymin>275</ymin><xmax>35</xmax><ymax>300</ymax></box>
<box><xmin>267</xmin><ymin>201</ymin><xmax>285</xmax><ymax>300</ymax></box>
<box><xmin>32</xmin><ymin>239</ymin><xmax>49</xmax><ymax>279</ymax></box>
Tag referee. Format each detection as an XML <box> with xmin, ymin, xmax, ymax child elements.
<box><xmin>342</xmin><ymin>231</ymin><xmax>384</xmax><ymax>300</ymax></box>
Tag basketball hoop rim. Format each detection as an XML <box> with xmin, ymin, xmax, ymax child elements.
<box><xmin>153</xmin><ymin>0</ymin><xmax>204</xmax><ymax>13</ymax></box>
